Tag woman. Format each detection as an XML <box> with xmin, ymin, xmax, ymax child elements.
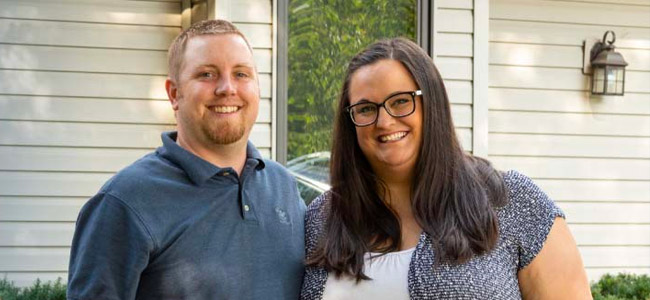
<box><xmin>300</xmin><ymin>38</ymin><xmax>591</xmax><ymax>299</ymax></box>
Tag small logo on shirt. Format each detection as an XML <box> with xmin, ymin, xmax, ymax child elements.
<box><xmin>275</xmin><ymin>207</ymin><xmax>290</xmax><ymax>225</ymax></box>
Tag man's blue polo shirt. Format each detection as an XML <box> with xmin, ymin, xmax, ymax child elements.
<box><xmin>68</xmin><ymin>132</ymin><xmax>306</xmax><ymax>299</ymax></box>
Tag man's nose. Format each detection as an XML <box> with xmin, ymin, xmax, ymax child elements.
<box><xmin>215</xmin><ymin>75</ymin><xmax>236</xmax><ymax>96</ymax></box>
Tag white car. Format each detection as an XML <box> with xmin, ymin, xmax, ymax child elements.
<box><xmin>287</xmin><ymin>152</ymin><xmax>330</xmax><ymax>205</ymax></box>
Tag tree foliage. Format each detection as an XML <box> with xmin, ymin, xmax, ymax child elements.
<box><xmin>287</xmin><ymin>0</ymin><xmax>416</xmax><ymax>159</ymax></box>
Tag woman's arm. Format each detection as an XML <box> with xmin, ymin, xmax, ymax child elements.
<box><xmin>518</xmin><ymin>217</ymin><xmax>592</xmax><ymax>300</ymax></box>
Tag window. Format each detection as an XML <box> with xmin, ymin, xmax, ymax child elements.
<box><xmin>283</xmin><ymin>0</ymin><xmax>418</xmax><ymax>162</ymax></box>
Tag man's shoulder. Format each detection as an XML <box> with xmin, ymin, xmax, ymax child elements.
<box><xmin>100</xmin><ymin>150</ymin><xmax>182</xmax><ymax>198</ymax></box>
<box><xmin>259</xmin><ymin>158</ymin><xmax>295</xmax><ymax>180</ymax></box>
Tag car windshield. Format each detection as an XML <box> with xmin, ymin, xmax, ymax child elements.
<box><xmin>286</xmin><ymin>152</ymin><xmax>330</xmax><ymax>184</ymax></box>
<box><xmin>287</xmin><ymin>152</ymin><xmax>331</xmax><ymax>204</ymax></box>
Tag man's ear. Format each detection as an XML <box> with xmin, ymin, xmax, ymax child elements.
<box><xmin>165</xmin><ymin>78</ymin><xmax>179</xmax><ymax>111</ymax></box>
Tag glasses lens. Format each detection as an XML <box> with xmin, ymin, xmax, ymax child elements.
<box><xmin>385</xmin><ymin>93</ymin><xmax>414</xmax><ymax>117</ymax></box>
<box><xmin>351</xmin><ymin>103</ymin><xmax>377</xmax><ymax>125</ymax></box>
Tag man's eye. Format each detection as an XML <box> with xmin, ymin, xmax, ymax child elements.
<box><xmin>236</xmin><ymin>72</ymin><xmax>249</xmax><ymax>78</ymax></box>
<box><xmin>199</xmin><ymin>72</ymin><xmax>214</xmax><ymax>78</ymax></box>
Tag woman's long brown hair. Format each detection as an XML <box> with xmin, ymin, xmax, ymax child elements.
<box><xmin>306</xmin><ymin>38</ymin><xmax>507</xmax><ymax>281</ymax></box>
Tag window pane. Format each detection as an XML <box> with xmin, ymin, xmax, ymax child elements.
<box><xmin>287</xmin><ymin>0</ymin><xmax>417</xmax><ymax>160</ymax></box>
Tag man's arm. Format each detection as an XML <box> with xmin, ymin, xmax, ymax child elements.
<box><xmin>67</xmin><ymin>192</ymin><xmax>154</xmax><ymax>300</ymax></box>
<box><xmin>518</xmin><ymin>217</ymin><xmax>592</xmax><ymax>300</ymax></box>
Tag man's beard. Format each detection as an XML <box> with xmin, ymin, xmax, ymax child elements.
<box><xmin>201</xmin><ymin>119</ymin><xmax>246</xmax><ymax>145</ymax></box>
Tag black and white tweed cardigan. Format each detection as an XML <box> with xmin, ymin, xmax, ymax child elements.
<box><xmin>300</xmin><ymin>170</ymin><xmax>564</xmax><ymax>300</ymax></box>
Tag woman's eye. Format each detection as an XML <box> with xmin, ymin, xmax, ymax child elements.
<box><xmin>236</xmin><ymin>72</ymin><xmax>249</xmax><ymax>78</ymax></box>
<box><xmin>199</xmin><ymin>72</ymin><xmax>214</xmax><ymax>78</ymax></box>
<box><xmin>357</xmin><ymin>105</ymin><xmax>376</xmax><ymax>114</ymax></box>
<box><xmin>393</xmin><ymin>98</ymin><xmax>409</xmax><ymax>105</ymax></box>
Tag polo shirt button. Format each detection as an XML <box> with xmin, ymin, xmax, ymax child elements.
<box><xmin>244</xmin><ymin>205</ymin><xmax>250</xmax><ymax>212</ymax></box>
<box><xmin>221</xmin><ymin>172</ymin><xmax>230</xmax><ymax>176</ymax></box>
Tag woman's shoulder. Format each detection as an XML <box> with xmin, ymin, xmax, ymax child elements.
<box><xmin>499</xmin><ymin>170</ymin><xmax>564</xmax><ymax>216</ymax></box>
<box><xmin>501</xmin><ymin>169</ymin><xmax>545</xmax><ymax>196</ymax></box>
<box><xmin>304</xmin><ymin>191</ymin><xmax>332</xmax><ymax>252</ymax></box>
<box><xmin>498</xmin><ymin>169</ymin><xmax>564</xmax><ymax>217</ymax></box>
<box><xmin>497</xmin><ymin>170</ymin><xmax>565</xmax><ymax>269</ymax></box>
<box><xmin>306</xmin><ymin>191</ymin><xmax>331</xmax><ymax>222</ymax></box>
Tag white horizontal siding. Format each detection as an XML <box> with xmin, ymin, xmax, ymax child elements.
<box><xmin>437</xmin><ymin>57</ymin><xmax>473</xmax><ymax>80</ymax></box>
<box><xmin>0</xmin><ymin>19</ymin><xmax>179</xmax><ymax>50</ymax></box>
<box><xmin>543</xmin><ymin>0</ymin><xmax>650</xmax><ymax>5</ymax></box>
<box><xmin>489</xmin><ymin>133</ymin><xmax>650</xmax><ymax>158</ymax></box>
<box><xmin>0</xmin><ymin>197</ymin><xmax>86</xmax><ymax>222</ymax></box>
<box><xmin>489</xmin><ymin>111</ymin><xmax>650</xmax><ymax>136</ymax></box>
<box><xmin>488</xmin><ymin>89</ymin><xmax>650</xmax><ymax>115</ymax></box>
<box><xmin>580</xmin><ymin>246</ymin><xmax>650</xmax><ymax>268</ymax></box>
<box><xmin>445</xmin><ymin>80</ymin><xmax>473</xmax><ymax>104</ymax></box>
<box><xmin>457</xmin><ymin>128</ymin><xmax>472</xmax><ymax>151</ymax></box>
<box><xmin>0</xmin><ymin>0</ymin><xmax>181</xmax><ymax>26</ymax></box>
<box><xmin>534</xmin><ymin>179</ymin><xmax>650</xmax><ymax>202</ymax></box>
<box><xmin>0</xmin><ymin>223</ymin><xmax>75</xmax><ymax>247</ymax></box>
<box><xmin>489</xmin><ymin>0</ymin><xmax>650</xmax><ymax>281</ymax></box>
<box><xmin>439</xmin><ymin>0</ymin><xmax>473</xmax><ymax>9</ymax></box>
<box><xmin>437</xmin><ymin>33</ymin><xmax>473</xmax><ymax>57</ymax></box>
<box><xmin>0</xmin><ymin>172</ymin><xmax>113</xmax><ymax>197</ymax></box>
<box><xmin>0</xmin><ymin>45</ymin><xmax>169</xmax><ymax>74</ymax></box>
<box><xmin>491</xmin><ymin>0</ymin><xmax>650</xmax><ymax>28</ymax></box>
<box><xmin>560</xmin><ymin>202</ymin><xmax>650</xmax><ymax>224</ymax></box>
<box><xmin>0</xmin><ymin>248</ymin><xmax>69</xmax><ymax>271</ymax></box>
<box><xmin>437</xmin><ymin>8</ymin><xmax>473</xmax><ymax>33</ymax></box>
<box><xmin>221</xmin><ymin>0</ymin><xmax>272</xmax><ymax>24</ymax></box>
<box><xmin>492</xmin><ymin>156</ymin><xmax>650</xmax><ymax>180</ymax></box>
<box><xmin>435</xmin><ymin>4</ymin><xmax>476</xmax><ymax>154</ymax></box>
<box><xmin>490</xmin><ymin>19</ymin><xmax>650</xmax><ymax>49</ymax></box>
<box><xmin>570</xmin><ymin>224</ymin><xmax>650</xmax><ymax>245</ymax></box>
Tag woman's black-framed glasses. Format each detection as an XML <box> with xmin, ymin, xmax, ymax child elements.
<box><xmin>345</xmin><ymin>90</ymin><xmax>422</xmax><ymax>127</ymax></box>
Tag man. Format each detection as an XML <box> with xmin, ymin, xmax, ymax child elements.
<box><xmin>67</xmin><ymin>20</ymin><xmax>306</xmax><ymax>299</ymax></box>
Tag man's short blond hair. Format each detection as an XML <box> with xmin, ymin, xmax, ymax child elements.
<box><xmin>167</xmin><ymin>19</ymin><xmax>253</xmax><ymax>81</ymax></box>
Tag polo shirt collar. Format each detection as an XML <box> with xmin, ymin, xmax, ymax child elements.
<box><xmin>157</xmin><ymin>131</ymin><xmax>265</xmax><ymax>185</ymax></box>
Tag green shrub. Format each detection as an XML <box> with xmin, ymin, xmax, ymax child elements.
<box><xmin>0</xmin><ymin>277</ymin><xmax>66</xmax><ymax>300</ymax></box>
<box><xmin>591</xmin><ymin>273</ymin><xmax>650</xmax><ymax>300</ymax></box>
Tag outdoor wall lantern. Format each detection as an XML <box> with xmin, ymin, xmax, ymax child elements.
<box><xmin>584</xmin><ymin>31</ymin><xmax>628</xmax><ymax>96</ymax></box>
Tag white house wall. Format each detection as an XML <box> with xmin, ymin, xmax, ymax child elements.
<box><xmin>488</xmin><ymin>0</ymin><xmax>650</xmax><ymax>281</ymax></box>
<box><xmin>435</xmin><ymin>0</ymin><xmax>475</xmax><ymax>152</ymax></box>
<box><xmin>0</xmin><ymin>0</ymin><xmax>273</xmax><ymax>287</ymax></box>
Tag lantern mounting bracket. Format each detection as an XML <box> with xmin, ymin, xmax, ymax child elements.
<box><xmin>583</xmin><ymin>31</ymin><xmax>618</xmax><ymax>75</ymax></box>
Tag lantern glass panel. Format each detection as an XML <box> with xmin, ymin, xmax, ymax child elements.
<box><xmin>594</xmin><ymin>67</ymin><xmax>605</xmax><ymax>80</ymax></box>
<box><xmin>616</xmin><ymin>81</ymin><xmax>623</xmax><ymax>94</ymax></box>
<box><xmin>616</xmin><ymin>68</ymin><xmax>624</xmax><ymax>81</ymax></box>
<box><xmin>606</xmin><ymin>67</ymin><xmax>616</xmax><ymax>82</ymax></box>
<box><xmin>592</xmin><ymin>67</ymin><xmax>605</xmax><ymax>94</ymax></box>
<box><xmin>606</xmin><ymin>67</ymin><xmax>616</xmax><ymax>94</ymax></box>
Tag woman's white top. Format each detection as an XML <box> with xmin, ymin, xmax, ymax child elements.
<box><xmin>322</xmin><ymin>247</ymin><xmax>415</xmax><ymax>300</ymax></box>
